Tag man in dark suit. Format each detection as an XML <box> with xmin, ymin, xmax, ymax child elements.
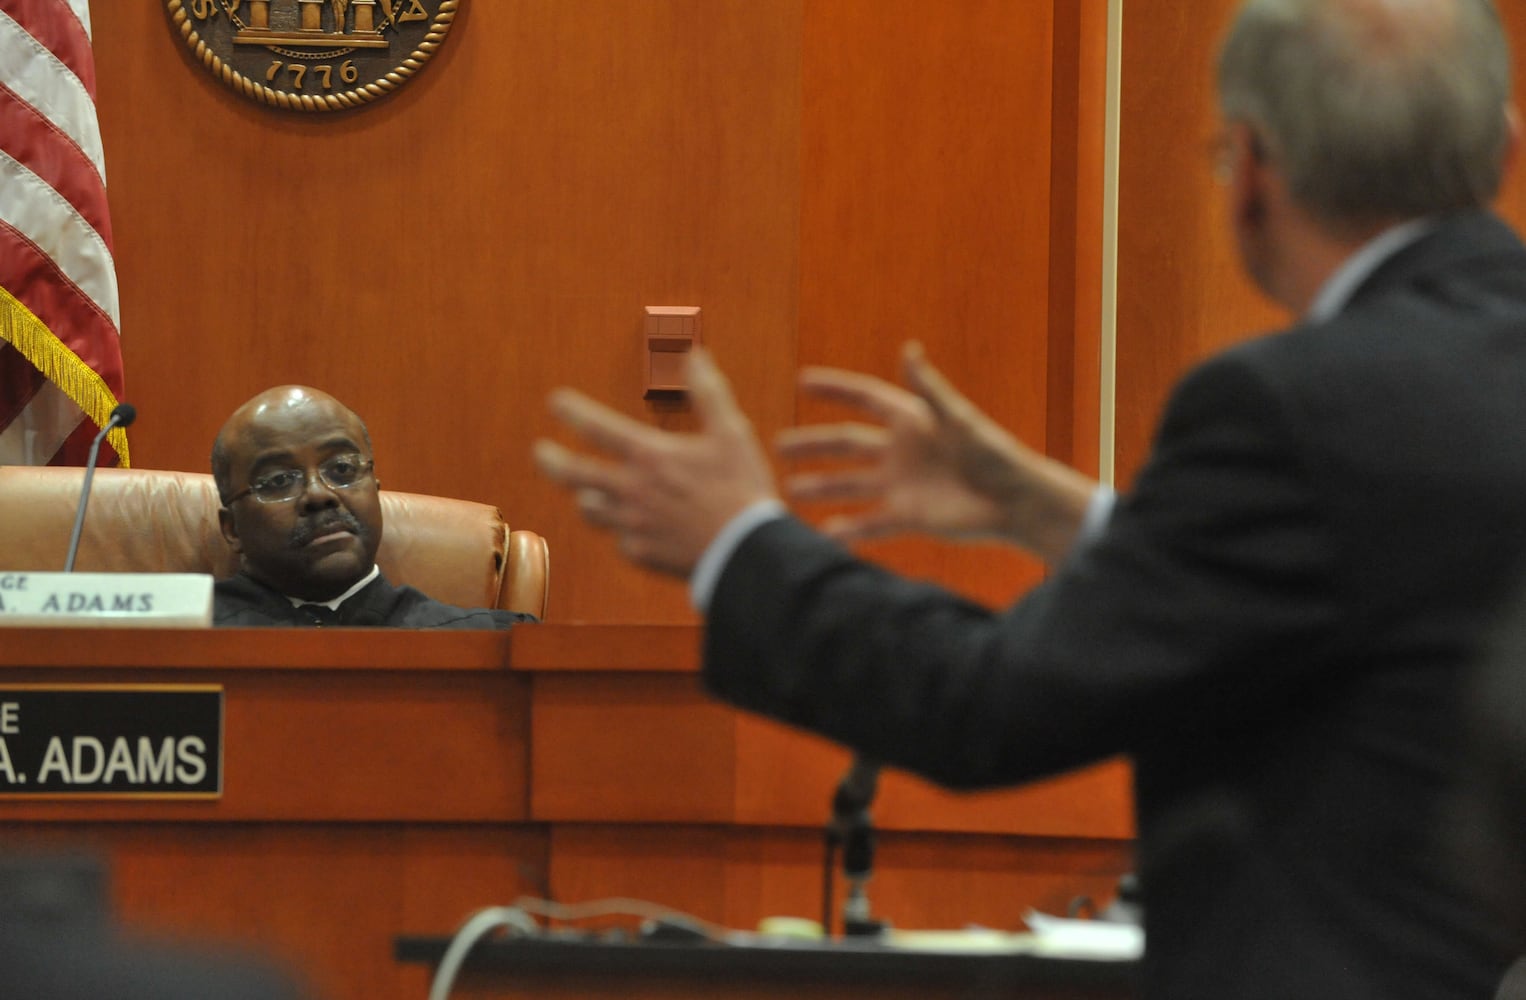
<box><xmin>537</xmin><ymin>0</ymin><xmax>1526</xmax><ymax>996</ymax></box>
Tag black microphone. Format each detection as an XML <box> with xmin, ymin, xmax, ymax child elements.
<box><xmin>63</xmin><ymin>403</ymin><xmax>136</xmax><ymax>573</ymax></box>
<box><xmin>829</xmin><ymin>756</ymin><xmax>880</xmax><ymax>841</ymax></box>
<box><xmin>826</xmin><ymin>756</ymin><xmax>886</xmax><ymax>936</ymax></box>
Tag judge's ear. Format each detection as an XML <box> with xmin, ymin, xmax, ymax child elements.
<box><xmin>218</xmin><ymin>506</ymin><xmax>243</xmax><ymax>554</ymax></box>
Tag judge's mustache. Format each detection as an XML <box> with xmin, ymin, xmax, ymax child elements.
<box><xmin>289</xmin><ymin>509</ymin><xmax>367</xmax><ymax>548</ymax></box>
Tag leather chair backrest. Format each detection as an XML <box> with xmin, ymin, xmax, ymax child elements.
<box><xmin>0</xmin><ymin>466</ymin><xmax>548</xmax><ymax>619</ymax></box>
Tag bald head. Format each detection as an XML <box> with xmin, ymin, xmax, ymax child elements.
<box><xmin>212</xmin><ymin>386</ymin><xmax>383</xmax><ymax>601</ymax></box>
<box><xmin>212</xmin><ymin>386</ymin><xmax>372</xmax><ymax>504</ymax></box>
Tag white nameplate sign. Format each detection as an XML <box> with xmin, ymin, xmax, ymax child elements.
<box><xmin>0</xmin><ymin>573</ymin><xmax>213</xmax><ymax>628</ymax></box>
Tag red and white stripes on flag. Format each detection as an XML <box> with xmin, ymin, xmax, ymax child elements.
<box><xmin>0</xmin><ymin>0</ymin><xmax>126</xmax><ymax>467</ymax></box>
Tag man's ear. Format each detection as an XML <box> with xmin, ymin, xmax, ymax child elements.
<box><xmin>217</xmin><ymin>506</ymin><xmax>243</xmax><ymax>554</ymax></box>
<box><xmin>1501</xmin><ymin>102</ymin><xmax>1522</xmax><ymax>188</ymax></box>
<box><xmin>1229</xmin><ymin>121</ymin><xmax>1270</xmax><ymax>229</ymax></box>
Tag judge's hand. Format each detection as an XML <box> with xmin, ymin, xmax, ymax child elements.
<box><xmin>535</xmin><ymin>347</ymin><xmax>778</xmax><ymax>578</ymax></box>
<box><xmin>778</xmin><ymin>342</ymin><xmax>1097</xmax><ymax>565</ymax></box>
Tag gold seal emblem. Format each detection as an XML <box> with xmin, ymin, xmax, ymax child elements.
<box><xmin>166</xmin><ymin>0</ymin><xmax>459</xmax><ymax>112</ymax></box>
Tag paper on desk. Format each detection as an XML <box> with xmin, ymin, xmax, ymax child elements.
<box><xmin>883</xmin><ymin>927</ymin><xmax>1035</xmax><ymax>953</ymax></box>
<box><xmin>1023</xmin><ymin>911</ymin><xmax>1143</xmax><ymax>961</ymax></box>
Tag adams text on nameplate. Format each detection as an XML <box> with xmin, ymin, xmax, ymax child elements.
<box><xmin>0</xmin><ymin>686</ymin><xmax>222</xmax><ymax>799</ymax></box>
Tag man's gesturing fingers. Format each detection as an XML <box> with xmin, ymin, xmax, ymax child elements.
<box><xmin>797</xmin><ymin>365</ymin><xmax>925</xmax><ymax>425</ymax></box>
<box><xmin>547</xmin><ymin>387</ymin><xmax>659</xmax><ymax>458</ymax></box>
<box><xmin>686</xmin><ymin>347</ymin><xmax>750</xmax><ymax>438</ymax></box>
<box><xmin>776</xmin><ymin>422</ymin><xmax>890</xmax><ymax>462</ymax></box>
<box><xmin>533</xmin><ymin>439</ymin><xmax>630</xmax><ymax>501</ymax></box>
<box><xmin>900</xmin><ymin>341</ymin><xmax>979</xmax><ymax>429</ymax></box>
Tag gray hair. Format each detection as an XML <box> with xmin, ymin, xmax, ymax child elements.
<box><xmin>1217</xmin><ymin>0</ymin><xmax>1512</xmax><ymax>230</ymax></box>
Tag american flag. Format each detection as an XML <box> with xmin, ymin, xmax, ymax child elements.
<box><xmin>0</xmin><ymin>0</ymin><xmax>126</xmax><ymax>467</ymax></box>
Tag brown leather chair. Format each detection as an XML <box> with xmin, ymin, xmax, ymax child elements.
<box><xmin>0</xmin><ymin>466</ymin><xmax>548</xmax><ymax>619</ymax></box>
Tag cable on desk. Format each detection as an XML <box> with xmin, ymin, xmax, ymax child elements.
<box><xmin>428</xmin><ymin>905</ymin><xmax>539</xmax><ymax>1000</ymax></box>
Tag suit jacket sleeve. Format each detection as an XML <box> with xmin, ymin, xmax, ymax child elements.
<box><xmin>703</xmin><ymin>347</ymin><xmax>1342</xmax><ymax>789</ymax></box>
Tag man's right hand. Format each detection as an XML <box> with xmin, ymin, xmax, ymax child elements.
<box><xmin>778</xmin><ymin>342</ymin><xmax>1099</xmax><ymax>566</ymax></box>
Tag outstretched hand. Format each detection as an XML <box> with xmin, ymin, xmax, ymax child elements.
<box><xmin>778</xmin><ymin>342</ymin><xmax>1097</xmax><ymax>565</ymax></box>
<box><xmin>535</xmin><ymin>347</ymin><xmax>779</xmax><ymax>578</ymax></box>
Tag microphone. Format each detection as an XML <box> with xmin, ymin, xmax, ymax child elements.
<box><xmin>63</xmin><ymin>403</ymin><xmax>136</xmax><ymax>573</ymax></box>
<box><xmin>825</xmin><ymin>756</ymin><xmax>886</xmax><ymax>937</ymax></box>
<box><xmin>829</xmin><ymin>756</ymin><xmax>880</xmax><ymax>840</ymax></box>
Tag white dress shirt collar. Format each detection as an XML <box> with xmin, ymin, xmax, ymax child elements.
<box><xmin>1305</xmin><ymin>217</ymin><xmax>1436</xmax><ymax>324</ymax></box>
<box><xmin>284</xmin><ymin>563</ymin><xmax>380</xmax><ymax>611</ymax></box>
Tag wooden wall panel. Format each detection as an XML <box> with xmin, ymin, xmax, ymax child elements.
<box><xmin>69</xmin><ymin>3</ymin><xmax>1138</xmax><ymax>987</ymax></box>
<box><xmin>529</xmin><ymin>663</ymin><xmax>1131</xmax><ymax>840</ymax></box>
<box><xmin>545</xmin><ymin>824</ymin><xmax>1131</xmax><ymax>938</ymax></box>
<box><xmin>796</xmin><ymin>0</ymin><xmax>1127</xmax><ymax>842</ymax></box>
<box><xmin>1114</xmin><ymin>0</ymin><xmax>1285</xmax><ymax>488</ymax></box>
<box><xmin>1497</xmin><ymin>4</ymin><xmax>1526</xmax><ymax>230</ymax></box>
<box><xmin>2</xmin><ymin>825</ymin><xmax>548</xmax><ymax>1000</ymax></box>
<box><xmin>0</xmin><ymin>666</ymin><xmax>529</xmax><ymax>822</ymax></box>
<box><xmin>92</xmin><ymin>1</ymin><xmax>803</xmax><ymax>625</ymax></box>
<box><xmin>530</xmin><ymin>672</ymin><xmax>739</xmax><ymax>824</ymax></box>
<box><xmin>732</xmin><ymin>715</ymin><xmax>1132</xmax><ymax>839</ymax></box>
<box><xmin>797</xmin><ymin>0</ymin><xmax>1057</xmax><ymax>609</ymax></box>
<box><xmin>1047</xmin><ymin>0</ymin><xmax>1108</xmax><ymax>481</ymax></box>
<box><xmin>90</xmin><ymin>3</ymin><xmax>1103</xmax><ymax>617</ymax></box>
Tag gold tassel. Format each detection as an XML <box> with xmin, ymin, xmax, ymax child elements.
<box><xmin>0</xmin><ymin>286</ymin><xmax>130</xmax><ymax>467</ymax></box>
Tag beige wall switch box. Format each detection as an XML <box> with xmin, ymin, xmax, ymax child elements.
<box><xmin>645</xmin><ymin>306</ymin><xmax>701</xmax><ymax>398</ymax></box>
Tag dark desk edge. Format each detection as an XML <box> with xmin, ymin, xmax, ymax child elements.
<box><xmin>395</xmin><ymin>934</ymin><xmax>1139</xmax><ymax>990</ymax></box>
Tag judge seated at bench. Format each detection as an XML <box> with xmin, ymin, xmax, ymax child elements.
<box><xmin>211</xmin><ymin>385</ymin><xmax>537</xmax><ymax>629</ymax></box>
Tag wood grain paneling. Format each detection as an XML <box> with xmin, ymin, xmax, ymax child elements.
<box><xmin>1498</xmin><ymin>4</ymin><xmax>1526</xmax><ymax>229</ymax></box>
<box><xmin>3</xmin><ymin>825</ymin><xmax>548</xmax><ymax>1000</ymax></box>
<box><xmin>93</xmin><ymin>1</ymin><xmax>803</xmax><ymax>625</ymax></box>
<box><xmin>1115</xmin><ymin>0</ymin><xmax>1287</xmax><ymax>488</ymax></box>
<box><xmin>545</xmin><ymin>824</ymin><xmax>1131</xmax><ymax>938</ymax></box>
<box><xmin>733</xmin><ymin>714</ymin><xmax>1132</xmax><ymax>838</ymax></box>
<box><xmin>530</xmin><ymin>672</ymin><xmax>738</xmax><ymax>824</ymax></box>
<box><xmin>0</xmin><ymin>632</ymin><xmax>527</xmax><ymax>822</ymax></box>
<box><xmin>1047</xmin><ymin>0</ymin><xmax>1108</xmax><ymax>481</ymax></box>
<box><xmin>797</xmin><ymin>0</ymin><xmax>1057</xmax><ymax>609</ymax></box>
<box><xmin>88</xmin><ymin>4</ymin><xmax>1107</xmax><ymax>616</ymax></box>
<box><xmin>528</xmin><ymin>659</ymin><xmax>1131</xmax><ymax>840</ymax></box>
<box><xmin>69</xmin><ymin>3</ymin><xmax>1141</xmax><ymax>991</ymax></box>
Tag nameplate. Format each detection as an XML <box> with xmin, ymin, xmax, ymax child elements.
<box><xmin>0</xmin><ymin>572</ymin><xmax>213</xmax><ymax>628</ymax></box>
<box><xmin>0</xmin><ymin>686</ymin><xmax>222</xmax><ymax>799</ymax></box>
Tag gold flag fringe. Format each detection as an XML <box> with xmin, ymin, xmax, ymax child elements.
<box><xmin>0</xmin><ymin>286</ymin><xmax>130</xmax><ymax>467</ymax></box>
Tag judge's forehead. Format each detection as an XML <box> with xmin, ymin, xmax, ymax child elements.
<box><xmin>224</xmin><ymin>387</ymin><xmax>365</xmax><ymax>448</ymax></box>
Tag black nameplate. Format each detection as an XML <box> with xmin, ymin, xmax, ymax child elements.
<box><xmin>0</xmin><ymin>686</ymin><xmax>222</xmax><ymax>798</ymax></box>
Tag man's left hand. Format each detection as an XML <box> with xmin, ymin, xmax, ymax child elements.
<box><xmin>535</xmin><ymin>347</ymin><xmax>779</xmax><ymax>578</ymax></box>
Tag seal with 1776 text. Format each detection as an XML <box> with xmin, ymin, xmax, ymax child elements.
<box><xmin>166</xmin><ymin>0</ymin><xmax>460</xmax><ymax>113</ymax></box>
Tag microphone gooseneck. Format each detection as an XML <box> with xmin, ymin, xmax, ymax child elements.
<box><xmin>63</xmin><ymin>404</ymin><xmax>136</xmax><ymax>573</ymax></box>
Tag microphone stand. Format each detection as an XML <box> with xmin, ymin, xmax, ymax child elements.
<box><xmin>63</xmin><ymin>404</ymin><xmax>135</xmax><ymax>573</ymax></box>
<box><xmin>823</xmin><ymin>757</ymin><xmax>888</xmax><ymax>938</ymax></box>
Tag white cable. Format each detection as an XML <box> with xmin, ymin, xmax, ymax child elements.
<box><xmin>427</xmin><ymin>905</ymin><xmax>539</xmax><ymax>1000</ymax></box>
<box><xmin>508</xmin><ymin>895</ymin><xmax>737</xmax><ymax>941</ymax></box>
